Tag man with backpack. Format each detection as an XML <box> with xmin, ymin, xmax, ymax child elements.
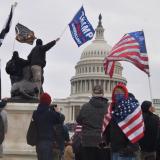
<box><xmin>32</xmin><ymin>93</ymin><xmax>61</xmax><ymax>160</ymax></box>
<box><xmin>0</xmin><ymin>98</ymin><xmax>8</xmax><ymax>158</ymax></box>
<box><xmin>51</xmin><ymin>104</ymin><xmax>70</xmax><ymax>160</ymax></box>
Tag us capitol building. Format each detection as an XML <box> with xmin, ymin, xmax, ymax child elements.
<box><xmin>4</xmin><ymin>15</ymin><xmax>160</xmax><ymax>160</ymax></box>
<box><xmin>54</xmin><ymin>15</ymin><xmax>127</xmax><ymax>122</ymax></box>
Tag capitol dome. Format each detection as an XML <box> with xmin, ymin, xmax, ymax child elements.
<box><xmin>70</xmin><ymin>14</ymin><xmax>127</xmax><ymax>99</ymax></box>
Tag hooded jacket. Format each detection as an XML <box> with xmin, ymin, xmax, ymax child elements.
<box><xmin>104</xmin><ymin>84</ymin><xmax>139</xmax><ymax>153</ymax></box>
<box><xmin>33</xmin><ymin>104</ymin><xmax>61</xmax><ymax>142</ymax></box>
<box><xmin>28</xmin><ymin>40</ymin><xmax>56</xmax><ymax>68</ymax></box>
<box><xmin>139</xmin><ymin>102</ymin><xmax>160</xmax><ymax>152</ymax></box>
<box><xmin>76</xmin><ymin>96</ymin><xmax>108</xmax><ymax>147</ymax></box>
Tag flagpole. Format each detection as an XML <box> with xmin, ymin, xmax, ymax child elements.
<box><xmin>12</xmin><ymin>38</ymin><xmax>16</xmax><ymax>52</ymax></box>
<box><xmin>59</xmin><ymin>25</ymin><xmax>68</xmax><ymax>38</ymax></box>
<box><xmin>0</xmin><ymin>59</ymin><xmax>1</xmax><ymax>100</ymax></box>
<box><xmin>148</xmin><ymin>76</ymin><xmax>153</xmax><ymax>101</ymax></box>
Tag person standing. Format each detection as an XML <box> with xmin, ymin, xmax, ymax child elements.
<box><xmin>103</xmin><ymin>83</ymin><xmax>140</xmax><ymax>160</ymax></box>
<box><xmin>0</xmin><ymin>98</ymin><xmax>8</xmax><ymax>158</ymax></box>
<box><xmin>76</xmin><ymin>85</ymin><xmax>109</xmax><ymax>160</ymax></box>
<box><xmin>27</xmin><ymin>38</ymin><xmax>60</xmax><ymax>95</ymax></box>
<box><xmin>6</xmin><ymin>51</ymin><xmax>29</xmax><ymax>85</ymax></box>
<box><xmin>33</xmin><ymin>92</ymin><xmax>61</xmax><ymax>160</ymax></box>
<box><xmin>139</xmin><ymin>101</ymin><xmax>159</xmax><ymax>160</ymax></box>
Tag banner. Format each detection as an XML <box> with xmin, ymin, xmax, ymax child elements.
<box><xmin>0</xmin><ymin>2</ymin><xmax>17</xmax><ymax>47</ymax></box>
<box><xmin>15</xmin><ymin>23</ymin><xmax>36</xmax><ymax>45</ymax></box>
<box><xmin>69</xmin><ymin>6</ymin><xmax>95</xmax><ymax>47</ymax></box>
<box><xmin>104</xmin><ymin>31</ymin><xmax>149</xmax><ymax>78</ymax></box>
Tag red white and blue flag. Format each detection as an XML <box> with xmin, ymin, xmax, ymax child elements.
<box><xmin>69</xmin><ymin>6</ymin><xmax>95</xmax><ymax>47</ymax></box>
<box><xmin>102</xmin><ymin>97</ymin><xmax>144</xmax><ymax>143</ymax></box>
<box><xmin>104</xmin><ymin>31</ymin><xmax>149</xmax><ymax>78</ymax></box>
<box><xmin>113</xmin><ymin>97</ymin><xmax>144</xmax><ymax>143</ymax></box>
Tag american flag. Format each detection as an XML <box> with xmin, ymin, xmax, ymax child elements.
<box><xmin>102</xmin><ymin>103</ymin><xmax>112</xmax><ymax>133</ymax></box>
<box><xmin>0</xmin><ymin>2</ymin><xmax>17</xmax><ymax>47</ymax></box>
<box><xmin>104</xmin><ymin>31</ymin><xmax>149</xmax><ymax>78</ymax></box>
<box><xmin>15</xmin><ymin>23</ymin><xmax>36</xmax><ymax>45</ymax></box>
<box><xmin>113</xmin><ymin>97</ymin><xmax>144</xmax><ymax>143</ymax></box>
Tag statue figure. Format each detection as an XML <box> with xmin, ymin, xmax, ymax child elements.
<box><xmin>6</xmin><ymin>51</ymin><xmax>38</xmax><ymax>100</ymax></box>
<box><xmin>6</xmin><ymin>37</ymin><xmax>60</xmax><ymax>100</ymax></box>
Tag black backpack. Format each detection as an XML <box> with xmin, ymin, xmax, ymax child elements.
<box><xmin>5</xmin><ymin>60</ymin><xmax>16</xmax><ymax>75</ymax></box>
<box><xmin>72</xmin><ymin>133</ymin><xmax>82</xmax><ymax>153</ymax></box>
<box><xmin>0</xmin><ymin>114</ymin><xmax>5</xmax><ymax>144</ymax></box>
<box><xmin>26</xmin><ymin>117</ymin><xmax>38</xmax><ymax>146</ymax></box>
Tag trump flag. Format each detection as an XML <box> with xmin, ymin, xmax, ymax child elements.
<box><xmin>69</xmin><ymin>6</ymin><xmax>95</xmax><ymax>47</ymax></box>
<box><xmin>104</xmin><ymin>31</ymin><xmax>150</xmax><ymax>78</ymax></box>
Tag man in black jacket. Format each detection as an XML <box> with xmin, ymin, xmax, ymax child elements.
<box><xmin>76</xmin><ymin>85</ymin><xmax>109</xmax><ymax>160</ymax></box>
<box><xmin>139</xmin><ymin>100</ymin><xmax>159</xmax><ymax>160</ymax></box>
<box><xmin>28</xmin><ymin>38</ymin><xmax>60</xmax><ymax>95</ymax></box>
<box><xmin>6</xmin><ymin>51</ymin><xmax>29</xmax><ymax>85</ymax></box>
<box><xmin>33</xmin><ymin>92</ymin><xmax>61</xmax><ymax>160</ymax></box>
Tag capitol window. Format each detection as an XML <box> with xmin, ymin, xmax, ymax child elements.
<box><xmin>93</xmin><ymin>67</ymin><xmax>95</xmax><ymax>72</ymax></box>
<box><xmin>97</xmin><ymin>67</ymin><xmax>99</xmax><ymax>72</ymax></box>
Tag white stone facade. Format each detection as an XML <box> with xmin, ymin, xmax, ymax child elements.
<box><xmin>153</xmin><ymin>99</ymin><xmax>160</xmax><ymax>116</ymax></box>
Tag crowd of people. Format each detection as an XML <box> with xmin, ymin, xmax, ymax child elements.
<box><xmin>0</xmin><ymin>84</ymin><xmax>160</xmax><ymax>160</ymax></box>
<box><xmin>1</xmin><ymin>41</ymin><xmax>160</xmax><ymax>160</ymax></box>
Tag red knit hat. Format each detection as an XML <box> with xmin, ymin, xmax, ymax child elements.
<box><xmin>40</xmin><ymin>92</ymin><xmax>52</xmax><ymax>105</ymax></box>
<box><xmin>112</xmin><ymin>83</ymin><xmax>128</xmax><ymax>103</ymax></box>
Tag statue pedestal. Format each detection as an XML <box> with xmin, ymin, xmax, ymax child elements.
<box><xmin>3</xmin><ymin>102</ymin><xmax>38</xmax><ymax>160</ymax></box>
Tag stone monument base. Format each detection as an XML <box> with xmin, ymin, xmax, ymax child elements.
<box><xmin>3</xmin><ymin>102</ymin><xmax>38</xmax><ymax>159</ymax></box>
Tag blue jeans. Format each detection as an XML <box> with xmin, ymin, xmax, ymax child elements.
<box><xmin>36</xmin><ymin>141</ymin><xmax>53</xmax><ymax>160</ymax></box>
<box><xmin>112</xmin><ymin>152</ymin><xmax>136</xmax><ymax>160</ymax></box>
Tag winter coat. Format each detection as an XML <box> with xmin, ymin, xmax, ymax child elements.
<box><xmin>28</xmin><ymin>40</ymin><xmax>56</xmax><ymax>68</ymax></box>
<box><xmin>53</xmin><ymin>123</ymin><xmax>70</xmax><ymax>153</ymax></box>
<box><xmin>76</xmin><ymin>96</ymin><xmax>108</xmax><ymax>147</ymax></box>
<box><xmin>139</xmin><ymin>112</ymin><xmax>159</xmax><ymax>152</ymax></box>
<box><xmin>10</xmin><ymin>57</ymin><xmax>28</xmax><ymax>77</ymax></box>
<box><xmin>105</xmin><ymin>118</ymin><xmax>139</xmax><ymax>153</ymax></box>
<box><xmin>33</xmin><ymin>104</ymin><xmax>61</xmax><ymax>142</ymax></box>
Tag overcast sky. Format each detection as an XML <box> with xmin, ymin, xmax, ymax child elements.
<box><xmin>0</xmin><ymin>0</ymin><xmax>159</xmax><ymax>103</ymax></box>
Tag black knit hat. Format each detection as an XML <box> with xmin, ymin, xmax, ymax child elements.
<box><xmin>36</xmin><ymin>39</ymin><xmax>43</xmax><ymax>45</ymax></box>
<box><xmin>141</xmin><ymin>100</ymin><xmax>152</xmax><ymax>112</ymax></box>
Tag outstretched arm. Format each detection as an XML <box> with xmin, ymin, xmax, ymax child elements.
<box><xmin>41</xmin><ymin>38</ymin><xmax>60</xmax><ymax>52</ymax></box>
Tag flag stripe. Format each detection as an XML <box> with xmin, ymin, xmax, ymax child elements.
<box><xmin>131</xmin><ymin>132</ymin><xmax>144</xmax><ymax>143</ymax></box>
<box><xmin>119</xmin><ymin>107</ymin><xmax>141</xmax><ymax>127</ymax></box>
<box><xmin>128</xmin><ymin>125</ymin><xmax>144</xmax><ymax>140</ymax></box>
<box><xmin>121</xmin><ymin>111</ymin><xmax>142</xmax><ymax>130</ymax></box>
<box><xmin>125</xmin><ymin>120</ymin><xmax>144</xmax><ymax>136</ymax></box>
<box><xmin>104</xmin><ymin>31</ymin><xmax>150</xmax><ymax>78</ymax></box>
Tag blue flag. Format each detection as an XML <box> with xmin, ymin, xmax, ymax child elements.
<box><xmin>69</xmin><ymin>6</ymin><xmax>95</xmax><ymax>47</ymax></box>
